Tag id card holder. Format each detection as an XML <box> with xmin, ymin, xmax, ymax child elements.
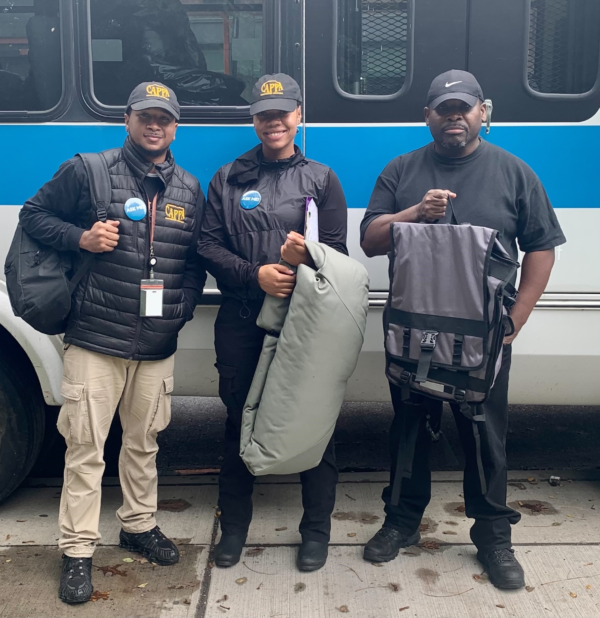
<box><xmin>140</xmin><ymin>279</ymin><xmax>164</xmax><ymax>317</ymax></box>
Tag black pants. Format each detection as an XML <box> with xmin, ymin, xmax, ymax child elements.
<box><xmin>383</xmin><ymin>345</ymin><xmax>521</xmax><ymax>552</ymax></box>
<box><xmin>214</xmin><ymin>297</ymin><xmax>338</xmax><ymax>543</ymax></box>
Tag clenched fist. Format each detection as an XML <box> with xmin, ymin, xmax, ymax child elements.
<box><xmin>416</xmin><ymin>190</ymin><xmax>457</xmax><ymax>223</ymax></box>
<box><xmin>79</xmin><ymin>220</ymin><xmax>120</xmax><ymax>253</ymax></box>
<box><xmin>258</xmin><ymin>263</ymin><xmax>296</xmax><ymax>298</ymax></box>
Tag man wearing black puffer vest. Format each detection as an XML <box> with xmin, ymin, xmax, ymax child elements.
<box><xmin>19</xmin><ymin>82</ymin><xmax>206</xmax><ymax>604</ymax></box>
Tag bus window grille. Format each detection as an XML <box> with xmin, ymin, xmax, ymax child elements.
<box><xmin>527</xmin><ymin>0</ymin><xmax>600</xmax><ymax>95</ymax></box>
<box><xmin>337</xmin><ymin>0</ymin><xmax>408</xmax><ymax>96</ymax></box>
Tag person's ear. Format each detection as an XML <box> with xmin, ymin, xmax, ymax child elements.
<box><xmin>480</xmin><ymin>102</ymin><xmax>488</xmax><ymax>123</ymax></box>
<box><xmin>424</xmin><ymin>107</ymin><xmax>430</xmax><ymax>126</ymax></box>
<box><xmin>124</xmin><ymin>113</ymin><xmax>130</xmax><ymax>133</ymax></box>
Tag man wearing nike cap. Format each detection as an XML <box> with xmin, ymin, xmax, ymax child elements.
<box><xmin>359</xmin><ymin>70</ymin><xmax>565</xmax><ymax>589</ymax></box>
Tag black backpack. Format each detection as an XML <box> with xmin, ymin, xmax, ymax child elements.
<box><xmin>4</xmin><ymin>153</ymin><xmax>110</xmax><ymax>335</ymax></box>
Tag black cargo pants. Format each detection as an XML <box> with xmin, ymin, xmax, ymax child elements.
<box><xmin>383</xmin><ymin>345</ymin><xmax>521</xmax><ymax>551</ymax></box>
<box><xmin>214</xmin><ymin>297</ymin><xmax>338</xmax><ymax>543</ymax></box>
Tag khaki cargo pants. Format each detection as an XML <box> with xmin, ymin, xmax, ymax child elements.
<box><xmin>57</xmin><ymin>345</ymin><xmax>175</xmax><ymax>558</ymax></box>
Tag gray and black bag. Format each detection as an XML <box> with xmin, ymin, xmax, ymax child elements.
<box><xmin>384</xmin><ymin>200</ymin><xmax>519</xmax><ymax>500</ymax></box>
<box><xmin>4</xmin><ymin>153</ymin><xmax>109</xmax><ymax>335</ymax></box>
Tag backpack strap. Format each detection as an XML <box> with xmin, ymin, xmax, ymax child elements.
<box><xmin>68</xmin><ymin>153</ymin><xmax>111</xmax><ymax>293</ymax></box>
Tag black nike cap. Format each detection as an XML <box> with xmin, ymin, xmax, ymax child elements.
<box><xmin>127</xmin><ymin>82</ymin><xmax>180</xmax><ymax>120</ymax></box>
<box><xmin>426</xmin><ymin>70</ymin><xmax>484</xmax><ymax>110</ymax></box>
<box><xmin>249</xmin><ymin>73</ymin><xmax>302</xmax><ymax>115</ymax></box>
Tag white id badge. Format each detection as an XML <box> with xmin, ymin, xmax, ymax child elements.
<box><xmin>140</xmin><ymin>279</ymin><xmax>164</xmax><ymax>317</ymax></box>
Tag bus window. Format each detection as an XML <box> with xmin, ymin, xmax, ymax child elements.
<box><xmin>89</xmin><ymin>0</ymin><xmax>263</xmax><ymax>108</ymax></box>
<box><xmin>0</xmin><ymin>0</ymin><xmax>61</xmax><ymax>111</ymax></box>
<box><xmin>337</xmin><ymin>0</ymin><xmax>410</xmax><ymax>97</ymax></box>
<box><xmin>527</xmin><ymin>0</ymin><xmax>600</xmax><ymax>95</ymax></box>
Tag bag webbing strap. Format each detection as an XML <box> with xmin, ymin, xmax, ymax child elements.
<box><xmin>452</xmin><ymin>334</ymin><xmax>464</xmax><ymax>366</ymax></box>
<box><xmin>414</xmin><ymin>330</ymin><xmax>438</xmax><ymax>384</ymax></box>
<box><xmin>68</xmin><ymin>153</ymin><xmax>110</xmax><ymax>293</ymax></box>
<box><xmin>402</xmin><ymin>327</ymin><xmax>411</xmax><ymax>358</ymax></box>
<box><xmin>390</xmin><ymin>407</ymin><xmax>421</xmax><ymax>505</ymax></box>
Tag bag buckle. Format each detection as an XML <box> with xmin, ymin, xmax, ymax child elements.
<box><xmin>420</xmin><ymin>330</ymin><xmax>438</xmax><ymax>351</ymax></box>
<box><xmin>399</xmin><ymin>370</ymin><xmax>411</xmax><ymax>385</ymax></box>
<box><xmin>454</xmin><ymin>389</ymin><xmax>467</xmax><ymax>403</ymax></box>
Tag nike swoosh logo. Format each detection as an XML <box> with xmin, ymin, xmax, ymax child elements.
<box><xmin>445</xmin><ymin>81</ymin><xmax>462</xmax><ymax>87</ymax></box>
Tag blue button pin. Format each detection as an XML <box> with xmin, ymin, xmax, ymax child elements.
<box><xmin>240</xmin><ymin>190</ymin><xmax>261</xmax><ymax>210</ymax></box>
<box><xmin>124</xmin><ymin>197</ymin><xmax>147</xmax><ymax>221</ymax></box>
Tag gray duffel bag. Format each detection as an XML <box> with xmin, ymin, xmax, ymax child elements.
<box><xmin>240</xmin><ymin>240</ymin><xmax>369</xmax><ymax>476</ymax></box>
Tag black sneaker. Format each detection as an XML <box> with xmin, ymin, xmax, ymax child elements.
<box><xmin>119</xmin><ymin>526</ymin><xmax>179</xmax><ymax>566</ymax></box>
<box><xmin>297</xmin><ymin>540</ymin><xmax>328</xmax><ymax>572</ymax></box>
<box><xmin>58</xmin><ymin>556</ymin><xmax>93</xmax><ymax>604</ymax></box>
<box><xmin>214</xmin><ymin>534</ymin><xmax>246</xmax><ymax>568</ymax></box>
<box><xmin>363</xmin><ymin>526</ymin><xmax>421</xmax><ymax>563</ymax></box>
<box><xmin>477</xmin><ymin>548</ymin><xmax>525</xmax><ymax>590</ymax></box>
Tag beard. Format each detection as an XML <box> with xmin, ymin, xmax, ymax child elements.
<box><xmin>129</xmin><ymin>136</ymin><xmax>169</xmax><ymax>161</ymax></box>
<box><xmin>440</xmin><ymin>138</ymin><xmax>468</xmax><ymax>150</ymax></box>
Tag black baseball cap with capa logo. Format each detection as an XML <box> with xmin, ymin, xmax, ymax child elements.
<box><xmin>426</xmin><ymin>70</ymin><xmax>484</xmax><ymax>110</ymax></box>
<box><xmin>249</xmin><ymin>73</ymin><xmax>302</xmax><ymax>115</ymax></box>
<box><xmin>127</xmin><ymin>82</ymin><xmax>180</xmax><ymax>120</ymax></box>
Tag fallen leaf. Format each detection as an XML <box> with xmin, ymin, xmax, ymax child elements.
<box><xmin>337</xmin><ymin>606</ymin><xmax>349</xmax><ymax>613</ymax></box>
<box><xmin>21</xmin><ymin>541</ymin><xmax>35</xmax><ymax>544</ymax></box>
<box><xmin>16</xmin><ymin>520</ymin><xmax>26</xmax><ymax>523</ymax></box>
<box><xmin>443</xmin><ymin>531</ymin><xmax>458</xmax><ymax>535</ymax></box>
<box><xmin>347</xmin><ymin>533</ymin><xmax>357</xmax><ymax>538</ymax></box>
<box><xmin>496</xmin><ymin>604</ymin><xmax>506</xmax><ymax>609</ymax></box>
<box><xmin>570</xmin><ymin>592</ymin><xmax>577</xmax><ymax>598</ymax></box>
<box><xmin>137</xmin><ymin>583</ymin><xmax>148</xmax><ymax>588</ymax></box>
<box><xmin>421</xmin><ymin>540</ymin><xmax>441</xmax><ymax>550</ymax></box>
<box><xmin>90</xmin><ymin>590</ymin><xmax>110</xmax><ymax>602</ymax></box>
<box><xmin>567</xmin><ymin>514</ymin><xmax>574</xmax><ymax>518</ymax></box>
<box><xmin>528</xmin><ymin>477</ymin><xmax>536</xmax><ymax>483</ymax></box>
<box><xmin>5</xmin><ymin>559</ymin><xmax>11</xmax><ymax>563</ymax></box>
<box><xmin>216</xmin><ymin>595</ymin><xmax>228</xmax><ymax>603</ymax></box>
<box><xmin>456</xmin><ymin>505</ymin><xmax>466</xmax><ymax>513</ymax></box>
<box><xmin>472</xmin><ymin>574</ymin><xmax>482</xmax><ymax>581</ymax></box>
<box><xmin>236</xmin><ymin>577</ymin><xmax>247</xmax><ymax>585</ymax></box>
<box><xmin>371</xmin><ymin>562</ymin><xmax>384</xmax><ymax>567</ymax></box>
<box><xmin>138</xmin><ymin>558</ymin><xmax>149</xmax><ymax>564</ymax></box>
<box><xmin>399</xmin><ymin>608</ymin><xmax>409</xmax><ymax>613</ymax></box>
<box><xmin>585</xmin><ymin>563</ymin><xmax>594</xmax><ymax>566</ymax></box>
<box><xmin>122</xmin><ymin>558</ymin><xmax>134</xmax><ymax>563</ymax></box>
<box><xmin>586</xmin><ymin>585</ymin><xmax>592</xmax><ymax>590</ymax></box>
<box><xmin>444</xmin><ymin>521</ymin><xmax>458</xmax><ymax>526</ymax></box>
<box><xmin>361</xmin><ymin>514</ymin><xmax>380</xmax><ymax>524</ymax></box>
<box><xmin>169</xmin><ymin>585</ymin><xmax>186</xmax><ymax>590</ymax></box>
<box><xmin>157</xmin><ymin>499</ymin><xmax>191</xmax><ymax>512</ymax></box>
<box><xmin>5</xmin><ymin>535</ymin><xmax>10</xmax><ymax>541</ymax></box>
<box><xmin>245</xmin><ymin>547</ymin><xmax>265</xmax><ymax>557</ymax></box>
<box><xmin>552</xmin><ymin>523</ymin><xmax>562</xmax><ymax>527</ymax></box>
<box><xmin>389</xmin><ymin>583</ymin><xmax>400</xmax><ymax>592</ymax></box>
<box><xmin>294</xmin><ymin>582</ymin><xmax>306</xmax><ymax>593</ymax></box>
<box><xmin>518</xmin><ymin>501</ymin><xmax>524</xmax><ymax>506</ymax></box>
<box><xmin>526</xmin><ymin>586</ymin><xmax>535</xmax><ymax>592</ymax></box>
<box><xmin>275</xmin><ymin>527</ymin><xmax>287</xmax><ymax>531</ymax></box>
<box><xmin>184</xmin><ymin>599</ymin><xmax>191</xmax><ymax>605</ymax></box>
<box><xmin>96</xmin><ymin>564</ymin><xmax>128</xmax><ymax>577</ymax></box>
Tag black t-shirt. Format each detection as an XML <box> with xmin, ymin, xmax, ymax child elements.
<box><xmin>360</xmin><ymin>139</ymin><xmax>566</xmax><ymax>262</ymax></box>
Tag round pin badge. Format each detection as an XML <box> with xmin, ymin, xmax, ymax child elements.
<box><xmin>240</xmin><ymin>190</ymin><xmax>261</xmax><ymax>210</ymax></box>
<box><xmin>124</xmin><ymin>197</ymin><xmax>147</xmax><ymax>221</ymax></box>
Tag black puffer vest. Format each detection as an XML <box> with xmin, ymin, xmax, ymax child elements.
<box><xmin>65</xmin><ymin>139</ymin><xmax>200</xmax><ymax>361</ymax></box>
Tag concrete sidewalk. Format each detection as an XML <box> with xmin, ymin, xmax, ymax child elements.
<box><xmin>1</xmin><ymin>471</ymin><xmax>600</xmax><ymax>618</ymax></box>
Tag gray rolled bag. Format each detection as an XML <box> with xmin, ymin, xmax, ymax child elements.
<box><xmin>240</xmin><ymin>240</ymin><xmax>369</xmax><ymax>476</ymax></box>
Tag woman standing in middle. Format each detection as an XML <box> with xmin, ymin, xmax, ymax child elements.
<box><xmin>198</xmin><ymin>73</ymin><xmax>348</xmax><ymax>572</ymax></box>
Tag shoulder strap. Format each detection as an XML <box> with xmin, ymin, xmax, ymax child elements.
<box><xmin>77</xmin><ymin>152</ymin><xmax>110</xmax><ymax>223</ymax></box>
<box><xmin>447</xmin><ymin>196</ymin><xmax>460</xmax><ymax>225</ymax></box>
<box><xmin>68</xmin><ymin>153</ymin><xmax>111</xmax><ymax>293</ymax></box>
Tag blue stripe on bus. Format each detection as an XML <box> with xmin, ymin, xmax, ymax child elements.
<box><xmin>0</xmin><ymin>124</ymin><xmax>598</xmax><ymax>209</ymax></box>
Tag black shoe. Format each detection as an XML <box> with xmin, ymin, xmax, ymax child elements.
<box><xmin>214</xmin><ymin>534</ymin><xmax>246</xmax><ymax>568</ymax></box>
<box><xmin>297</xmin><ymin>540</ymin><xmax>328</xmax><ymax>572</ymax></box>
<box><xmin>119</xmin><ymin>526</ymin><xmax>179</xmax><ymax>566</ymax></box>
<box><xmin>477</xmin><ymin>548</ymin><xmax>525</xmax><ymax>590</ymax></box>
<box><xmin>363</xmin><ymin>526</ymin><xmax>421</xmax><ymax>563</ymax></box>
<box><xmin>58</xmin><ymin>556</ymin><xmax>93</xmax><ymax>604</ymax></box>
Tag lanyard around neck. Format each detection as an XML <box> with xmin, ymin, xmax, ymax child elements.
<box><xmin>148</xmin><ymin>194</ymin><xmax>158</xmax><ymax>278</ymax></box>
